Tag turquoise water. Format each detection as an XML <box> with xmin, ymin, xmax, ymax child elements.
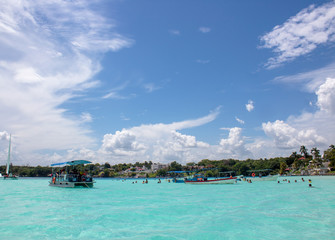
<box><xmin>0</xmin><ymin>176</ymin><xmax>334</xmax><ymax>240</ymax></box>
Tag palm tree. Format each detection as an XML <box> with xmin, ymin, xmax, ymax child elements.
<box><xmin>311</xmin><ymin>147</ymin><xmax>320</xmax><ymax>159</ymax></box>
<box><xmin>311</xmin><ymin>147</ymin><xmax>322</xmax><ymax>167</ymax></box>
<box><xmin>300</xmin><ymin>145</ymin><xmax>308</xmax><ymax>158</ymax></box>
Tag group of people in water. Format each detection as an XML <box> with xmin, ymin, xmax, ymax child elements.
<box><xmin>277</xmin><ymin>177</ymin><xmax>313</xmax><ymax>187</ymax></box>
<box><xmin>125</xmin><ymin>177</ymin><xmax>315</xmax><ymax>187</ymax></box>
<box><xmin>130</xmin><ymin>179</ymin><xmax>163</xmax><ymax>184</ymax></box>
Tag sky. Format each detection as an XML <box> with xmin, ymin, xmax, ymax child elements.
<box><xmin>1</xmin><ymin>0</ymin><xmax>335</xmax><ymax>166</ymax></box>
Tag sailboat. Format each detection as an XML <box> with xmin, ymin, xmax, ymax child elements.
<box><xmin>1</xmin><ymin>134</ymin><xmax>18</xmax><ymax>180</ymax></box>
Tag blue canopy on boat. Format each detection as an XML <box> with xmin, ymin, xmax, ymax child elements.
<box><xmin>51</xmin><ymin>160</ymin><xmax>92</xmax><ymax>167</ymax></box>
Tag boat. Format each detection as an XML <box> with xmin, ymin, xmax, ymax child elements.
<box><xmin>243</xmin><ymin>169</ymin><xmax>279</xmax><ymax>182</ymax></box>
<box><xmin>1</xmin><ymin>134</ymin><xmax>18</xmax><ymax>180</ymax></box>
<box><xmin>184</xmin><ymin>171</ymin><xmax>240</xmax><ymax>184</ymax></box>
<box><xmin>185</xmin><ymin>173</ymin><xmax>239</xmax><ymax>184</ymax></box>
<box><xmin>168</xmin><ymin>170</ymin><xmax>191</xmax><ymax>183</ymax></box>
<box><xmin>49</xmin><ymin>160</ymin><xmax>95</xmax><ymax>188</ymax></box>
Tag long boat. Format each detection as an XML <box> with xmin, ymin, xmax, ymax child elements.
<box><xmin>184</xmin><ymin>173</ymin><xmax>239</xmax><ymax>184</ymax></box>
<box><xmin>49</xmin><ymin>160</ymin><xmax>94</xmax><ymax>188</ymax></box>
<box><xmin>1</xmin><ymin>134</ymin><xmax>18</xmax><ymax>180</ymax></box>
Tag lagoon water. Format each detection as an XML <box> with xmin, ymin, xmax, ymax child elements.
<box><xmin>1</xmin><ymin>176</ymin><xmax>334</xmax><ymax>240</ymax></box>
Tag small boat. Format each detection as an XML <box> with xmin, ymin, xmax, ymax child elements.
<box><xmin>184</xmin><ymin>173</ymin><xmax>239</xmax><ymax>184</ymax></box>
<box><xmin>49</xmin><ymin>160</ymin><xmax>95</xmax><ymax>188</ymax></box>
<box><xmin>1</xmin><ymin>134</ymin><xmax>18</xmax><ymax>180</ymax></box>
<box><xmin>168</xmin><ymin>170</ymin><xmax>191</xmax><ymax>183</ymax></box>
<box><xmin>243</xmin><ymin>169</ymin><xmax>279</xmax><ymax>182</ymax></box>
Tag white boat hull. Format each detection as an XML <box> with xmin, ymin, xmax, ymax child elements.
<box><xmin>185</xmin><ymin>177</ymin><xmax>238</xmax><ymax>184</ymax></box>
<box><xmin>49</xmin><ymin>180</ymin><xmax>94</xmax><ymax>188</ymax></box>
<box><xmin>245</xmin><ymin>175</ymin><xmax>279</xmax><ymax>181</ymax></box>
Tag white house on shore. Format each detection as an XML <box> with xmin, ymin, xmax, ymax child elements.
<box><xmin>151</xmin><ymin>162</ymin><xmax>168</xmax><ymax>172</ymax></box>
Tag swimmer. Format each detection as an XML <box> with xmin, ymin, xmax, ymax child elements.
<box><xmin>288</xmin><ymin>180</ymin><xmax>290</xmax><ymax>183</ymax></box>
<box><xmin>301</xmin><ymin>178</ymin><xmax>305</xmax><ymax>182</ymax></box>
<box><xmin>295</xmin><ymin>180</ymin><xmax>297</xmax><ymax>183</ymax></box>
<box><xmin>308</xmin><ymin>179</ymin><xmax>312</xmax><ymax>183</ymax></box>
<box><xmin>277</xmin><ymin>181</ymin><xmax>280</xmax><ymax>183</ymax></box>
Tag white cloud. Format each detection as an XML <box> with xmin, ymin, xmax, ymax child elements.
<box><xmin>273</xmin><ymin>62</ymin><xmax>335</xmax><ymax>92</ymax></box>
<box><xmin>0</xmin><ymin>131</ymin><xmax>10</xmax><ymax>141</ymax></box>
<box><xmin>316</xmin><ymin>78</ymin><xmax>335</xmax><ymax>114</ymax></box>
<box><xmin>196</xmin><ymin>59</ymin><xmax>210</xmax><ymax>64</ymax></box>
<box><xmin>262</xmin><ymin>120</ymin><xmax>327</xmax><ymax>149</ymax></box>
<box><xmin>246</xmin><ymin>100</ymin><xmax>254</xmax><ymax>112</ymax></box>
<box><xmin>169</xmin><ymin>29</ymin><xmax>180</xmax><ymax>35</ymax></box>
<box><xmin>218</xmin><ymin>127</ymin><xmax>252</xmax><ymax>159</ymax></box>
<box><xmin>99</xmin><ymin>109</ymin><xmax>218</xmax><ymax>163</ymax></box>
<box><xmin>260</xmin><ymin>1</ymin><xmax>335</xmax><ymax>68</ymax></box>
<box><xmin>0</xmin><ymin>0</ymin><xmax>133</xmax><ymax>159</ymax></box>
<box><xmin>144</xmin><ymin>83</ymin><xmax>160</xmax><ymax>93</ymax></box>
<box><xmin>261</xmin><ymin>77</ymin><xmax>335</xmax><ymax>152</ymax></box>
<box><xmin>80</xmin><ymin>112</ymin><xmax>93</xmax><ymax>123</ymax></box>
<box><xmin>199</xmin><ymin>27</ymin><xmax>211</xmax><ymax>33</ymax></box>
<box><xmin>235</xmin><ymin>117</ymin><xmax>245</xmax><ymax>124</ymax></box>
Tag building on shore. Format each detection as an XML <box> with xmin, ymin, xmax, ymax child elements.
<box><xmin>151</xmin><ymin>162</ymin><xmax>168</xmax><ymax>172</ymax></box>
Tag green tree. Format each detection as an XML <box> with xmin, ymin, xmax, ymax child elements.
<box><xmin>168</xmin><ymin>161</ymin><xmax>182</xmax><ymax>171</ymax></box>
<box><xmin>300</xmin><ymin>145</ymin><xmax>308</xmax><ymax>158</ymax></box>
<box><xmin>324</xmin><ymin>145</ymin><xmax>335</xmax><ymax>168</ymax></box>
<box><xmin>279</xmin><ymin>162</ymin><xmax>288</xmax><ymax>175</ymax></box>
<box><xmin>104</xmin><ymin>162</ymin><xmax>111</xmax><ymax>169</ymax></box>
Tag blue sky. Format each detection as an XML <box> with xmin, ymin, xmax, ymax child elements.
<box><xmin>1</xmin><ymin>0</ymin><xmax>335</xmax><ymax>166</ymax></box>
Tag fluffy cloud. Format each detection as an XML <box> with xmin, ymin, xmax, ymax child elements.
<box><xmin>219</xmin><ymin>127</ymin><xmax>252</xmax><ymax>159</ymax></box>
<box><xmin>260</xmin><ymin>1</ymin><xmax>335</xmax><ymax>68</ymax></box>
<box><xmin>262</xmin><ymin>78</ymin><xmax>335</xmax><ymax>151</ymax></box>
<box><xmin>316</xmin><ymin>78</ymin><xmax>335</xmax><ymax>114</ymax></box>
<box><xmin>262</xmin><ymin>120</ymin><xmax>326</xmax><ymax>149</ymax></box>
<box><xmin>0</xmin><ymin>131</ymin><xmax>10</xmax><ymax>141</ymax></box>
<box><xmin>101</xmin><ymin>130</ymin><xmax>146</xmax><ymax>156</ymax></box>
<box><xmin>99</xmin><ymin>110</ymin><xmax>218</xmax><ymax>163</ymax></box>
<box><xmin>246</xmin><ymin>100</ymin><xmax>254</xmax><ymax>112</ymax></box>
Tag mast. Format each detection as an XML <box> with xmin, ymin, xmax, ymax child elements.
<box><xmin>6</xmin><ymin>134</ymin><xmax>11</xmax><ymax>175</ymax></box>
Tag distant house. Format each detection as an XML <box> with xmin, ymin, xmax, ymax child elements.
<box><xmin>151</xmin><ymin>162</ymin><xmax>168</xmax><ymax>172</ymax></box>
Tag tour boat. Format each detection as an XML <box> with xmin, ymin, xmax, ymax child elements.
<box><xmin>1</xmin><ymin>134</ymin><xmax>18</xmax><ymax>180</ymax></box>
<box><xmin>184</xmin><ymin>173</ymin><xmax>239</xmax><ymax>184</ymax></box>
<box><xmin>49</xmin><ymin>160</ymin><xmax>94</xmax><ymax>188</ymax></box>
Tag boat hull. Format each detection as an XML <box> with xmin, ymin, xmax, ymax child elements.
<box><xmin>49</xmin><ymin>181</ymin><xmax>94</xmax><ymax>188</ymax></box>
<box><xmin>185</xmin><ymin>177</ymin><xmax>238</xmax><ymax>184</ymax></box>
<box><xmin>1</xmin><ymin>177</ymin><xmax>19</xmax><ymax>180</ymax></box>
<box><xmin>245</xmin><ymin>175</ymin><xmax>279</xmax><ymax>182</ymax></box>
<box><xmin>0</xmin><ymin>175</ymin><xmax>19</xmax><ymax>180</ymax></box>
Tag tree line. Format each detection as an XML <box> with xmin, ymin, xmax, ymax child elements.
<box><xmin>1</xmin><ymin>145</ymin><xmax>335</xmax><ymax>177</ymax></box>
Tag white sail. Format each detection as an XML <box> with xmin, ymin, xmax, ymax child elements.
<box><xmin>5</xmin><ymin>134</ymin><xmax>11</xmax><ymax>175</ymax></box>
